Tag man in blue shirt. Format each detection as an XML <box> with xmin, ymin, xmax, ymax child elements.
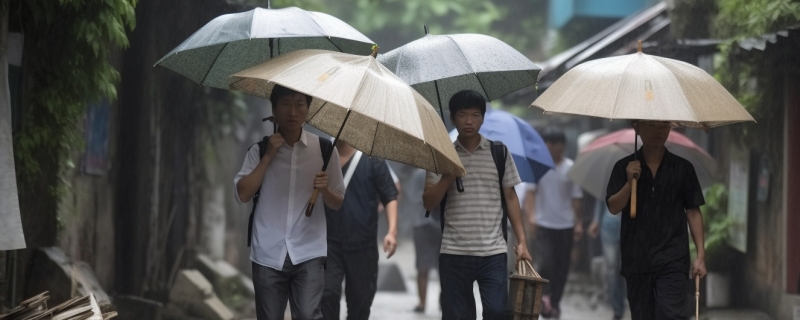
<box><xmin>321</xmin><ymin>140</ymin><xmax>399</xmax><ymax>320</ymax></box>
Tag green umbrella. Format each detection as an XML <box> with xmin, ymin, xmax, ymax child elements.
<box><xmin>155</xmin><ymin>4</ymin><xmax>374</xmax><ymax>89</ymax></box>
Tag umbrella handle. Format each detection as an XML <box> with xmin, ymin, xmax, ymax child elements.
<box><xmin>695</xmin><ymin>275</ymin><xmax>700</xmax><ymax>319</ymax></box>
<box><xmin>305</xmin><ymin>189</ymin><xmax>320</xmax><ymax>217</ymax></box>
<box><xmin>456</xmin><ymin>177</ymin><xmax>464</xmax><ymax>193</ymax></box>
<box><xmin>630</xmin><ymin>178</ymin><xmax>637</xmax><ymax>218</ymax></box>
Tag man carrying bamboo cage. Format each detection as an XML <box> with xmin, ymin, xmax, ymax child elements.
<box><xmin>423</xmin><ymin>90</ymin><xmax>532</xmax><ymax>320</ymax></box>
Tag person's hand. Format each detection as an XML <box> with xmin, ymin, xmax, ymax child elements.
<box><xmin>514</xmin><ymin>243</ymin><xmax>533</xmax><ymax>264</ymax></box>
<box><xmin>265</xmin><ymin>133</ymin><xmax>284</xmax><ymax>159</ymax></box>
<box><xmin>313</xmin><ymin>171</ymin><xmax>329</xmax><ymax>191</ymax></box>
<box><xmin>588</xmin><ymin>221</ymin><xmax>599</xmax><ymax>239</ymax></box>
<box><xmin>573</xmin><ymin>223</ymin><xmax>584</xmax><ymax>241</ymax></box>
<box><xmin>383</xmin><ymin>233</ymin><xmax>397</xmax><ymax>259</ymax></box>
<box><xmin>692</xmin><ymin>256</ymin><xmax>707</xmax><ymax>279</ymax></box>
<box><xmin>626</xmin><ymin>160</ymin><xmax>641</xmax><ymax>183</ymax></box>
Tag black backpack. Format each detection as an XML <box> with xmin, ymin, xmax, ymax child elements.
<box><xmin>246</xmin><ymin>135</ymin><xmax>333</xmax><ymax>247</ymax></box>
<box><xmin>437</xmin><ymin>140</ymin><xmax>510</xmax><ymax>240</ymax></box>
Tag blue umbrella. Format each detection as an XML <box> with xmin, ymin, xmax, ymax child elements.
<box><xmin>449</xmin><ymin>106</ymin><xmax>554</xmax><ymax>183</ymax></box>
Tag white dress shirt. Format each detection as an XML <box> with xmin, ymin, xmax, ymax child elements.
<box><xmin>234</xmin><ymin>130</ymin><xmax>345</xmax><ymax>271</ymax></box>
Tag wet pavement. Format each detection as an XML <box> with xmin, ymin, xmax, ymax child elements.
<box><xmin>253</xmin><ymin>240</ymin><xmax>773</xmax><ymax>320</ymax></box>
<box><xmin>367</xmin><ymin>242</ymin><xmax>629</xmax><ymax>320</ymax></box>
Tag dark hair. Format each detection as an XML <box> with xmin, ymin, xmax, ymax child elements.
<box><xmin>270</xmin><ymin>84</ymin><xmax>312</xmax><ymax>108</ymax></box>
<box><xmin>448</xmin><ymin>90</ymin><xmax>486</xmax><ymax>118</ymax></box>
<box><xmin>540</xmin><ymin>127</ymin><xmax>566</xmax><ymax>144</ymax></box>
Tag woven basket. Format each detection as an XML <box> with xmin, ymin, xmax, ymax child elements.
<box><xmin>509</xmin><ymin>260</ymin><xmax>549</xmax><ymax>320</ymax></box>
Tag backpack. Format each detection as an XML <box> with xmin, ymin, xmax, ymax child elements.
<box><xmin>246</xmin><ymin>135</ymin><xmax>333</xmax><ymax>247</ymax></box>
<box><xmin>437</xmin><ymin>140</ymin><xmax>510</xmax><ymax>240</ymax></box>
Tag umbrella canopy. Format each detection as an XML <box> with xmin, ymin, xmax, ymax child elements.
<box><xmin>530</xmin><ymin>51</ymin><xmax>755</xmax><ymax>128</ymax></box>
<box><xmin>568</xmin><ymin>129</ymin><xmax>717</xmax><ymax>199</ymax></box>
<box><xmin>378</xmin><ymin>31</ymin><xmax>540</xmax><ymax>118</ymax></box>
<box><xmin>155</xmin><ymin>6</ymin><xmax>374</xmax><ymax>89</ymax></box>
<box><xmin>230</xmin><ymin>49</ymin><xmax>466</xmax><ymax>178</ymax></box>
<box><xmin>448</xmin><ymin>106</ymin><xmax>554</xmax><ymax>183</ymax></box>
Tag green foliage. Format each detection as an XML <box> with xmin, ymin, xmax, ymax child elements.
<box><xmin>230</xmin><ymin>0</ymin><xmax>548</xmax><ymax>59</ymax></box>
<box><xmin>337</xmin><ymin>0</ymin><xmax>547</xmax><ymax>57</ymax></box>
<box><xmin>702</xmin><ymin>0</ymin><xmax>800</xmax><ymax>170</ymax></box>
<box><xmin>690</xmin><ymin>183</ymin><xmax>736</xmax><ymax>261</ymax></box>
<box><xmin>714</xmin><ymin>0</ymin><xmax>800</xmax><ymax>39</ymax></box>
<box><xmin>12</xmin><ymin>0</ymin><xmax>137</xmax><ymax>188</ymax></box>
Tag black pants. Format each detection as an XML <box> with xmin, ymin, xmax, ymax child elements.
<box><xmin>531</xmin><ymin>226</ymin><xmax>574</xmax><ymax>312</ymax></box>
<box><xmin>624</xmin><ymin>266</ymin><xmax>688</xmax><ymax>320</ymax></box>
<box><xmin>252</xmin><ymin>256</ymin><xmax>325</xmax><ymax>320</ymax></box>
<box><xmin>321</xmin><ymin>243</ymin><xmax>378</xmax><ymax>320</ymax></box>
<box><xmin>439</xmin><ymin>253</ymin><xmax>509</xmax><ymax>320</ymax></box>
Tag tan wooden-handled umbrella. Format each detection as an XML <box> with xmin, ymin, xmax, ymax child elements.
<box><xmin>231</xmin><ymin>48</ymin><xmax>466</xmax><ymax>217</ymax></box>
<box><xmin>531</xmin><ymin>40</ymin><xmax>755</xmax><ymax>218</ymax></box>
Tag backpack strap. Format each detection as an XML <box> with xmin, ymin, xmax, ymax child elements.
<box><xmin>247</xmin><ymin>135</ymin><xmax>333</xmax><ymax>247</ymax></box>
<box><xmin>318</xmin><ymin>136</ymin><xmax>333</xmax><ymax>167</ymax></box>
<box><xmin>247</xmin><ymin>136</ymin><xmax>271</xmax><ymax>247</ymax></box>
<box><xmin>437</xmin><ymin>140</ymin><xmax>509</xmax><ymax>242</ymax></box>
<box><xmin>489</xmin><ymin>140</ymin><xmax>509</xmax><ymax>241</ymax></box>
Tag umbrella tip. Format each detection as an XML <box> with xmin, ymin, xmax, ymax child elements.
<box><xmin>637</xmin><ymin>40</ymin><xmax>642</xmax><ymax>53</ymax></box>
<box><xmin>424</xmin><ymin>24</ymin><xmax>429</xmax><ymax>35</ymax></box>
<box><xmin>371</xmin><ymin>44</ymin><xmax>379</xmax><ymax>58</ymax></box>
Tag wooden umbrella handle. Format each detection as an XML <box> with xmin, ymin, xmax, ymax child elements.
<box><xmin>630</xmin><ymin>178</ymin><xmax>638</xmax><ymax>218</ymax></box>
<box><xmin>305</xmin><ymin>189</ymin><xmax>320</xmax><ymax>217</ymax></box>
<box><xmin>695</xmin><ymin>275</ymin><xmax>700</xmax><ymax>320</ymax></box>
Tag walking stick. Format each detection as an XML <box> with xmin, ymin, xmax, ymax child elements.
<box><xmin>631</xmin><ymin>129</ymin><xmax>639</xmax><ymax>218</ymax></box>
<box><xmin>695</xmin><ymin>275</ymin><xmax>700</xmax><ymax>320</ymax></box>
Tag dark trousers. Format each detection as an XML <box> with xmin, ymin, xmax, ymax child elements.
<box><xmin>624</xmin><ymin>266</ymin><xmax>688</xmax><ymax>320</ymax></box>
<box><xmin>252</xmin><ymin>256</ymin><xmax>325</xmax><ymax>320</ymax></box>
<box><xmin>532</xmin><ymin>226</ymin><xmax>574</xmax><ymax>312</ymax></box>
<box><xmin>321</xmin><ymin>244</ymin><xmax>379</xmax><ymax>320</ymax></box>
<box><xmin>439</xmin><ymin>253</ymin><xmax>509</xmax><ymax>320</ymax></box>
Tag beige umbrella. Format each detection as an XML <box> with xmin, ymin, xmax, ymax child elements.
<box><xmin>230</xmin><ymin>49</ymin><xmax>466</xmax><ymax>216</ymax></box>
<box><xmin>531</xmin><ymin>42</ymin><xmax>755</xmax><ymax>218</ymax></box>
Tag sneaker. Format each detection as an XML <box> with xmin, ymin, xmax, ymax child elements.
<box><xmin>413</xmin><ymin>305</ymin><xmax>424</xmax><ymax>313</ymax></box>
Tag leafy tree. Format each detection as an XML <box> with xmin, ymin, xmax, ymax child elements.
<box><xmin>8</xmin><ymin>0</ymin><xmax>137</xmax><ymax>245</ymax></box>
<box><xmin>230</xmin><ymin>0</ymin><xmax>549</xmax><ymax>60</ymax></box>
<box><xmin>714</xmin><ymin>0</ymin><xmax>800</xmax><ymax>39</ymax></box>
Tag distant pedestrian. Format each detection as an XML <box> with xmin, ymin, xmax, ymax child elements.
<box><xmin>422</xmin><ymin>90</ymin><xmax>532</xmax><ymax>320</ymax></box>
<box><xmin>606</xmin><ymin>120</ymin><xmax>706</xmax><ymax>320</ymax></box>
<box><xmin>321</xmin><ymin>141</ymin><xmax>399</xmax><ymax>320</ymax></box>
<box><xmin>234</xmin><ymin>85</ymin><xmax>345</xmax><ymax>320</ymax></box>
<box><xmin>528</xmin><ymin>127</ymin><xmax>584</xmax><ymax>319</ymax></box>
<box><xmin>589</xmin><ymin>199</ymin><xmax>625</xmax><ymax>320</ymax></box>
<box><xmin>405</xmin><ymin>167</ymin><xmax>442</xmax><ymax>313</ymax></box>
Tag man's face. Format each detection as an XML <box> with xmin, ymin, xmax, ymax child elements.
<box><xmin>545</xmin><ymin>141</ymin><xmax>565</xmax><ymax>160</ymax></box>
<box><xmin>636</xmin><ymin>121</ymin><xmax>671</xmax><ymax>147</ymax></box>
<box><xmin>451</xmin><ymin>107</ymin><xmax>484</xmax><ymax>139</ymax></box>
<box><xmin>272</xmin><ymin>93</ymin><xmax>309</xmax><ymax>132</ymax></box>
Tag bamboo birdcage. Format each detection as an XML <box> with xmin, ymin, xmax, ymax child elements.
<box><xmin>509</xmin><ymin>260</ymin><xmax>549</xmax><ymax>320</ymax></box>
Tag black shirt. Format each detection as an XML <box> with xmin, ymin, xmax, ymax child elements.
<box><xmin>606</xmin><ymin>148</ymin><xmax>705</xmax><ymax>275</ymax></box>
<box><xmin>325</xmin><ymin>155</ymin><xmax>398</xmax><ymax>251</ymax></box>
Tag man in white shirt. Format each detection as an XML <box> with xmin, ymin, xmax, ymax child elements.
<box><xmin>528</xmin><ymin>127</ymin><xmax>583</xmax><ymax>319</ymax></box>
<box><xmin>234</xmin><ymin>85</ymin><xmax>345</xmax><ymax>320</ymax></box>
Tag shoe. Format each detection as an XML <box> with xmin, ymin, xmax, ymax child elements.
<box><xmin>413</xmin><ymin>305</ymin><xmax>424</xmax><ymax>313</ymax></box>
